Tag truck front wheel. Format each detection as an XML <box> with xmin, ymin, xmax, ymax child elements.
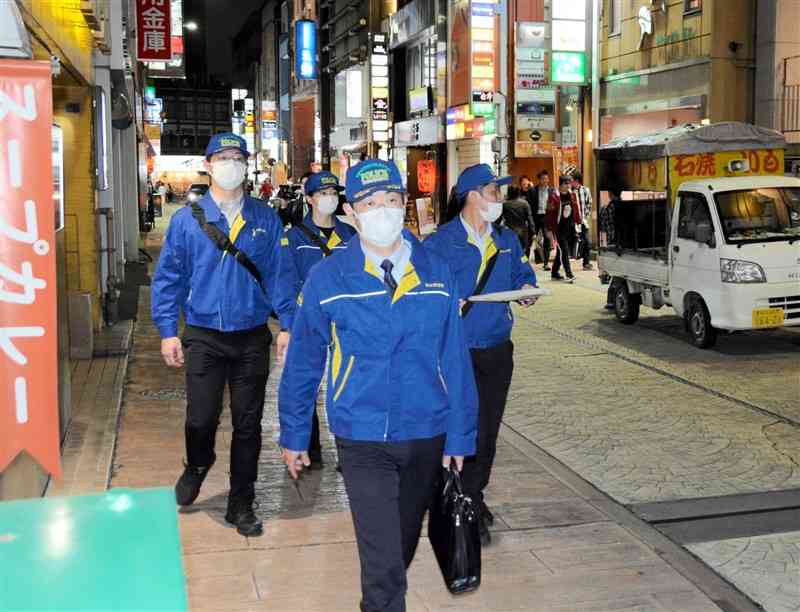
<box><xmin>686</xmin><ymin>296</ymin><xmax>717</xmax><ymax>349</ymax></box>
<box><xmin>614</xmin><ymin>282</ymin><xmax>641</xmax><ymax>324</ymax></box>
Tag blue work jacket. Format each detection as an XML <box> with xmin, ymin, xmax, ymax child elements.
<box><xmin>274</xmin><ymin>212</ymin><xmax>356</xmax><ymax>330</ymax></box>
<box><xmin>278</xmin><ymin>231</ymin><xmax>478</xmax><ymax>457</ymax></box>
<box><xmin>424</xmin><ymin>218</ymin><xmax>538</xmax><ymax>349</ymax></box>
<box><xmin>151</xmin><ymin>193</ymin><xmax>286</xmax><ymax>338</ymax></box>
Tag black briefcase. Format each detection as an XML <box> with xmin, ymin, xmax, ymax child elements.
<box><xmin>427</xmin><ymin>467</ymin><xmax>481</xmax><ymax>594</ymax></box>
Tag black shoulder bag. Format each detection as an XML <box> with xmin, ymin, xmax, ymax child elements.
<box><xmin>190</xmin><ymin>202</ymin><xmax>265</xmax><ymax>293</ymax></box>
<box><xmin>460</xmin><ymin>249</ymin><xmax>499</xmax><ymax>318</ymax></box>
<box><xmin>294</xmin><ymin>223</ymin><xmax>333</xmax><ymax>257</ymax></box>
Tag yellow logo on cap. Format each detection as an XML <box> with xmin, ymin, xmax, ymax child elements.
<box><xmin>219</xmin><ymin>137</ymin><xmax>241</xmax><ymax>147</ymax></box>
<box><xmin>358</xmin><ymin>168</ymin><xmax>390</xmax><ymax>185</ymax></box>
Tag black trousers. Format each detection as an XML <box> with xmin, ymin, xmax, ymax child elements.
<box><xmin>309</xmin><ymin>408</ymin><xmax>321</xmax><ymax>456</ymax></box>
<box><xmin>182</xmin><ymin>324</ymin><xmax>270</xmax><ymax>501</ymax></box>
<box><xmin>578</xmin><ymin>224</ymin><xmax>591</xmax><ymax>266</ymax></box>
<box><xmin>461</xmin><ymin>341</ymin><xmax>514</xmax><ymax>503</ymax></box>
<box><xmin>533</xmin><ymin>213</ymin><xmax>551</xmax><ymax>266</ymax></box>
<box><xmin>551</xmin><ymin>234</ymin><xmax>574</xmax><ymax>278</ymax></box>
<box><xmin>337</xmin><ymin>435</ymin><xmax>445</xmax><ymax>612</ymax></box>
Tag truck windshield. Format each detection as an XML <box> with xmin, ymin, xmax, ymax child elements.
<box><xmin>714</xmin><ymin>187</ymin><xmax>800</xmax><ymax>243</ymax></box>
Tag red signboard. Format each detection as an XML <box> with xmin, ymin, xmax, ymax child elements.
<box><xmin>0</xmin><ymin>60</ymin><xmax>60</xmax><ymax>477</ymax></box>
<box><xmin>417</xmin><ymin>160</ymin><xmax>437</xmax><ymax>194</ymax></box>
<box><xmin>136</xmin><ymin>0</ymin><xmax>172</xmax><ymax>61</ymax></box>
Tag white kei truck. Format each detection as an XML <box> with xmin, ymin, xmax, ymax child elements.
<box><xmin>595</xmin><ymin>122</ymin><xmax>800</xmax><ymax>349</ymax></box>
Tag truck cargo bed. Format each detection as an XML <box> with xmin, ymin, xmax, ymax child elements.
<box><xmin>599</xmin><ymin>249</ymin><xmax>669</xmax><ymax>287</ymax></box>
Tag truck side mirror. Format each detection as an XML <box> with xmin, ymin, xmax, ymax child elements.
<box><xmin>695</xmin><ymin>222</ymin><xmax>715</xmax><ymax>247</ymax></box>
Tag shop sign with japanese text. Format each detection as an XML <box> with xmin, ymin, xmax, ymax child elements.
<box><xmin>0</xmin><ymin>60</ymin><xmax>60</xmax><ymax>477</ymax></box>
<box><xmin>137</xmin><ymin>0</ymin><xmax>173</xmax><ymax>62</ymax></box>
<box><xmin>669</xmin><ymin>149</ymin><xmax>784</xmax><ymax>191</ymax></box>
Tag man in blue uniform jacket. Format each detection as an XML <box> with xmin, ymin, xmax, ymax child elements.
<box><xmin>279</xmin><ymin>159</ymin><xmax>478</xmax><ymax>612</ymax></box>
<box><xmin>274</xmin><ymin>170</ymin><xmax>356</xmax><ymax>466</ymax></box>
<box><xmin>424</xmin><ymin>163</ymin><xmax>539</xmax><ymax>545</ymax></box>
<box><xmin>151</xmin><ymin>133</ymin><xmax>289</xmax><ymax>537</ymax></box>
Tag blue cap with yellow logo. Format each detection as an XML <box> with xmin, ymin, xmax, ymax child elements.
<box><xmin>304</xmin><ymin>170</ymin><xmax>344</xmax><ymax>196</ymax></box>
<box><xmin>345</xmin><ymin>159</ymin><xmax>406</xmax><ymax>203</ymax></box>
<box><xmin>205</xmin><ymin>132</ymin><xmax>250</xmax><ymax>159</ymax></box>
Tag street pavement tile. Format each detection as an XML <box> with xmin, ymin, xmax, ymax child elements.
<box><xmin>689</xmin><ymin>531</ymin><xmax>800</xmax><ymax>612</ymax></box>
<box><xmin>187</xmin><ymin>572</ymin><xmax>259</xmax><ymax>609</ymax></box>
<box><xmin>494</xmin><ymin>498</ymin><xmax>606</xmax><ymax>530</ymax></box>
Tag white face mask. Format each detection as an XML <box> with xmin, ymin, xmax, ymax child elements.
<box><xmin>211</xmin><ymin>159</ymin><xmax>246</xmax><ymax>191</ymax></box>
<box><xmin>480</xmin><ymin>201</ymin><xmax>503</xmax><ymax>223</ymax></box>
<box><xmin>356</xmin><ymin>206</ymin><xmax>405</xmax><ymax>247</ymax></box>
<box><xmin>316</xmin><ymin>194</ymin><xmax>339</xmax><ymax>215</ymax></box>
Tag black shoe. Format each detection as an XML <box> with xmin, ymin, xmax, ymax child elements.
<box><xmin>481</xmin><ymin>501</ymin><xmax>495</xmax><ymax>526</ymax></box>
<box><xmin>566</xmin><ymin>275</ymin><xmax>575</xmax><ymax>283</ymax></box>
<box><xmin>543</xmin><ymin>265</ymin><xmax>551</xmax><ymax>271</ymax></box>
<box><xmin>225</xmin><ymin>497</ymin><xmax>263</xmax><ymax>537</ymax></box>
<box><xmin>175</xmin><ymin>463</ymin><xmax>211</xmax><ymax>506</ymax></box>
<box><xmin>583</xmin><ymin>264</ymin><xmax>594</xmax><ymax>271</ymax></box>
<box><xmin>551</xmin><ymin>274</ymin><xmax>564</xmax><ymax>281</ymax></box>
<box><xmin>604</xmin><ymin>303</ymin><xmax>615</xmax><ymax>310</ymax></box>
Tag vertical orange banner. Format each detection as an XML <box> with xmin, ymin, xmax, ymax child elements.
<box><xmin>0</xmin><ymin>60</ymin><xmax>60</xmax><ymax>478</ymax></box>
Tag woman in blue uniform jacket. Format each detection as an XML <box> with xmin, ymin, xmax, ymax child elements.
<box><xmin>279</xmin><ymin>159</ymin><xmax>478</xmax><ymax>612</ymax></box>
<box><xmin>274</xmin><ymin>170</ymin><xmax>356</xmax><ymax>466</ymax></box>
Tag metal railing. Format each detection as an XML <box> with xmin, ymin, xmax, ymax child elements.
<box><xmin>782</xmin><ymin>84</ymin><xmax>800</xmax><ymax>134</ymax></box>
<box><xmin>782</xmin><ymin>56</ymin><xmax>800</xmax><ymax>134</ymax></box>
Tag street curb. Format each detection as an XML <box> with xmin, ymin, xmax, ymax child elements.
<box><xmin>499</xmin><ymin>422</ymin><xmax>765</xmax><ymax>612</ymax></box>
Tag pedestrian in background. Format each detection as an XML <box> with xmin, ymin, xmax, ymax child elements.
<box><xmin>503</xmin><ymin>185</ymin><xmax>536</xmax><ymax>253</ymax></box>
<box><xmin>546</xmin><ymin>175</ymin><xmax>582</xmax><ymax>283</ymax></box>
<box><xmin>275</xmin><ymin>170</ymin><xmax>356</xmax><ymax>468</ymax></box>
<box><xmin>424</xmin><ymin>163</ymin><xmax>538</xmax><ymax>546</ymax></box>
<box><xmin>531</xmin><ymin>170</ymin><xmax>555</xmax><ymax>270</ymax></box>
<box><xmin>151</xmin><ymin>133</ymin><xmax>289</xmax><ymax>537</ymax></box>
<box><xmin>279</xmin><ymin>158</ymin><xmax>477</xmax><ymax>612</ymax></box>
<box><xmin>572</xmin><ymin>171</ymin><xmax>594</xmax><ymax>270</ymax></box>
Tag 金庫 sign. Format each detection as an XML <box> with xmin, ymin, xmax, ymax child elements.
<box><xmin>137</xmin><ymin>0</ymin><xmax>172</xmax><ymax>62</ymax></box>
<box><xmin>0</xmin><ymin>60</ymin><xmax>60</xmax><ymax>477</ymax></box>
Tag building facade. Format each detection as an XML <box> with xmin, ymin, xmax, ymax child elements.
<box><xmin>754</xmin><ymin>0</ymin><xmax>800</xmax><ymax>170</ymax></box>
<box><xmin>0</xmin><ymin>0</ymin><xmax>140</xmax><ymax>500</ymax></box>
<box><xmin>596</xmin><ymin>0</ymin><xmax>755</xmax><ymax>145</ymax></box>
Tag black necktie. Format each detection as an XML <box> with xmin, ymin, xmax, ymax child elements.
<box><xmin>380</xmin><ymin>259</ymin><xmax>397</xmax><ymax>294</ymax></box>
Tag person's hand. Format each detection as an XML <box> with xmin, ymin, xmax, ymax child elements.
<box><xmin>443</xmin><ymin>455</ymin><xmax>464</xmax><ymax>471</ymax></box>
<box><xmin>282</xmin><ymin>448</ymin><xmax>310</xmax><ymax>480</ymax></box>
<box><xmin>276</xmin><ymin>330</ymin><xmax>290</xmax><ymax>365</ymax></box>
<box><xmin>517</xmin><ymin>283</ymin><xmax>540</xmax><ymax>308</ymax></box>
<box><xmin>161</xmin><ymin>337</ymin><xmax>184</xmax><ymax>367</ymax></box>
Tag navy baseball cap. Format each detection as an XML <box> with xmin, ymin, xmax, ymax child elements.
<box><xmin>455</xmin><ymin>164</ymin><xmax>512</xmax><ymax>198</ymax></box>
<box><xmin>345</xmin><ymin>159</ymin><xmax>406</xmax><ymax>203</ymax></box>
<box><xmin>205</xmin><ymin>132</ymin><xmax>250</xmax><ymax>159</ymax></box>
<box><xmin>305</xmin><ymin>170</ymin><xmax>344</xmax><ymax>196</ymax></box>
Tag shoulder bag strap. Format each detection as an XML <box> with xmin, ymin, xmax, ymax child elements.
<box><xmin>460</xmin><ymin>247</ymin><xmax>499</xmax><ymax>318</ymax></box>
<box><xmin>190</xmin><ymin>203</ymin><xmax>265</xmax><ymax>292</ymax></box>
<box><xmin>294</xmin><ymin>222</ymin><xmax>333</xmax><ymax>257</ymax></box>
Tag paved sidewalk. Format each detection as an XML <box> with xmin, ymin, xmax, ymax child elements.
<box><xmin>109</xmin><ymin>284</ymin><xmax>727</xmax><ymax>611</ymax></box>
<box><xmin>46</xmin><ymin>321</ymin><xmax>132</xmax><ymax>497</ymax></box>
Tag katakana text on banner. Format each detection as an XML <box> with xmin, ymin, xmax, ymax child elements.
<box><xmin>0</xmin><ymin>60</ymin><xmax>60</xmax><ymax>478</ymax></box>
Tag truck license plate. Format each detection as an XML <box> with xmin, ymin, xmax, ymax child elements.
<box><xmin>752</xmin><ymin>308</ymin><xmax>784</xmax><ymax>328</ymax></box>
